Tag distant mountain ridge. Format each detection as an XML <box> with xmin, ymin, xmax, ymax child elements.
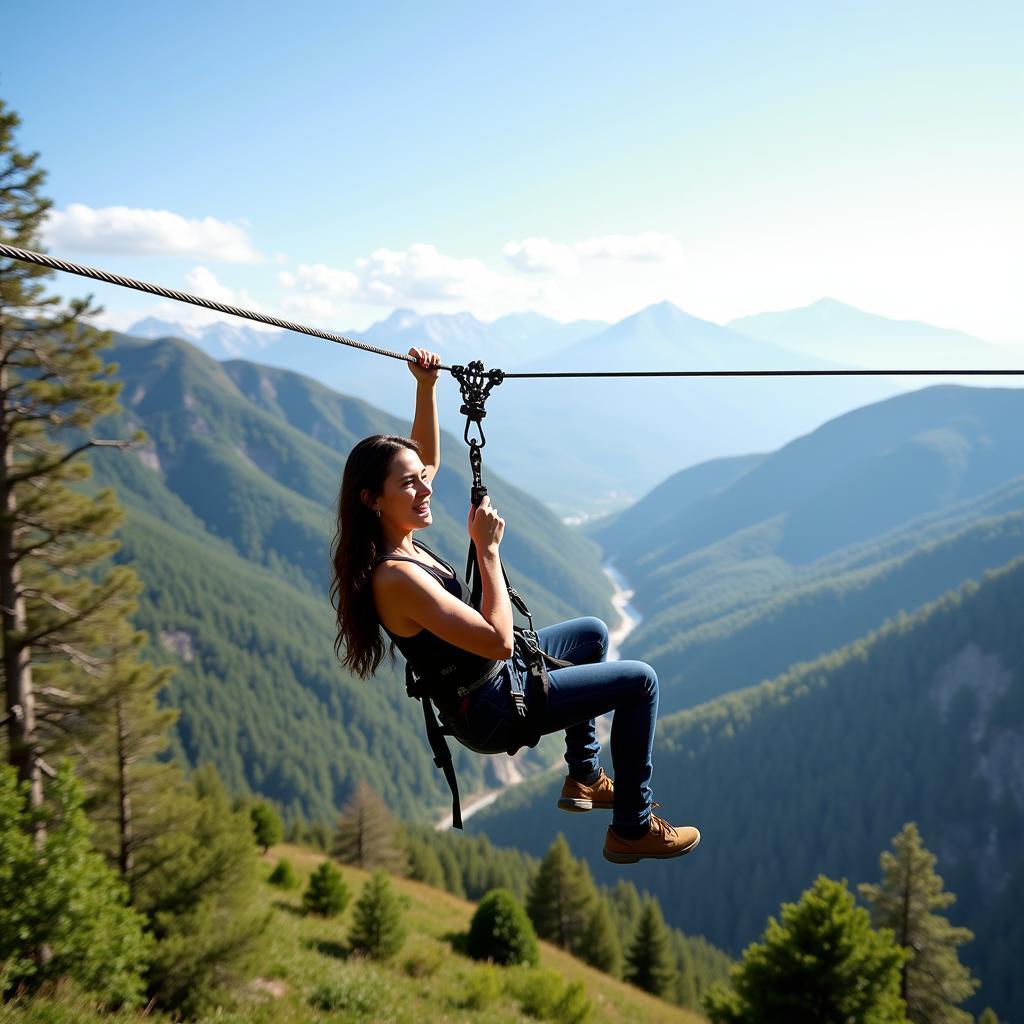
<box><xmin>131</xmin><ymin>297</ymin><xmax>1021</xmax><ymax>516</ymax></box>
<box><xmin>728</xmin><ymin>297</ymin><xmax>1020</xmax><ymax>370</ymax></box>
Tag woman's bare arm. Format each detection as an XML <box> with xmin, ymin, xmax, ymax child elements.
<box><xmin>374</xmin><ymin>562</ymin><xmax>514</xmax><ymax>661</ymax></box>
<box><xmin>408</xmin><ymin>348</ymin><xmax>440</xmax><ymax>479</ymax></box>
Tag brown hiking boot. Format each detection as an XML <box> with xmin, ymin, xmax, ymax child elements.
<box><xmin>558</xmin><ymin>767</ymin><xmax>614</xmax><ymax>812</ymax></box>
<box><xmin>603</xmin><ymin>814</ymin><xmax>701</xmax><ymax>864</ymax></box>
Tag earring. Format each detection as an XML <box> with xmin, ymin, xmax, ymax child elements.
<box><xmin>375</xmin><ymin>509</ymin><xmax>381</xmax><ymax>519</ymax></box>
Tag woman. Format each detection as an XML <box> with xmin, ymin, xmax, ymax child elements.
<box><xmin>330</xmin><ymin>347</ymin><xmax>700</xmax><ymax>864</ymax></box>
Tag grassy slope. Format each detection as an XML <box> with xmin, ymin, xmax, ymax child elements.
<box><xmin>0</xmin><ymin>843</ymin><xmax>706</xmax><ymax>1024</ymax></box>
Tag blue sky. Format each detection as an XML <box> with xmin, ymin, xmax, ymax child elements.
<box><xmin>5</xmin><ymin>1</ymin><xmax>1023</xmax><ymax>340</ymax></box>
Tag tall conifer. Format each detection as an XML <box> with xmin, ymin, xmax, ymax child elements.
<box><xmin>526</xmin><ymin>832</ymin><xmax>595</xmax><ymax>952</ymax></box>
<box><xmin>332</xmin><ymin>779</ymin><xmax>407</xmax><ymax>874</ymax></box>
<box><xmin>625</xmin><ymin>896</ymin><xmax>677</xmax><ymax>998</ymax></box>
<box><xmin>859</xmin><ymin>823</ymin><xmax>978</xmax><ymax>1024</ymax></box>
<box><xmin>704</xmin><ymin>875</ymin><xmax>907</xmax><ymax>1024</ymax></box>
<box><xmin>0</xmin><ymin>97</ymin><xmax>141</xmax><ymax>831</ymax></box>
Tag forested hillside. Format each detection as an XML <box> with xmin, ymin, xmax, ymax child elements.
<box><xmin>84</xmin><ymin>330</ymin><xmax>614</xmax><ymax>823</ymax></box>
<box><xmin>594</xmin><ymin>386</ymin><xmax>1024</xmax><ymax>713</ymax></box>
<box><xmin>468</xmin><ymin>557</ymin><xmax>1024</xmax><ymax>1021</ymax></box>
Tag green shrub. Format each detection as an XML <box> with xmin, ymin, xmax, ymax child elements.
<box><xmin>302</xmin><ymin>861</ymin><xmax>349</xmax><ymax>916</ymax></box>
<box><xmin>0</xmin><ymin>764</ymin><xmax>152</xmax><ymax>1008</ymax></box>
<box><xmin>467</xmin><ymin>888</ymin><xmax>539</xmax><ymax>966</ymax></box>
<box><xmin>308</xmin><ymin>971</ymin><xmax>384</xmax><ymax>1017</ymax></box>
<box><xmin>403</xmin><ymin>940</ymin><xmax>447</xmax><ymax>978</ymax></box>
<box><xmin>509</xmin><ymin>968</ymin><xmax>593</xmax><ymax>1024</ymax></box>
<box><xmin>455</xmin><ymin>963</ymin><xmax>503</xmax><ymax>1010</ymax></box>
<box><xmin>267</xmin><ymin>857</ymin><xmax>299</xmax><ymax>889</ymax></box>
<box><xmin>516</xmin><ymin>967</ymin><xmax>566</xmax><ymax>1018</ymax></box>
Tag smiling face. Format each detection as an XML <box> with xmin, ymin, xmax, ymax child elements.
<box><xmin>366</xmin><ymin>447</ymin><xmax>433</xmax><ymax>533</ymax></box>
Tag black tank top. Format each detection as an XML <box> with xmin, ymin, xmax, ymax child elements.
<box><xmin>374</xmin><ymin>539</ymin><xmax>496</xmax><ymax>690</ymax></box>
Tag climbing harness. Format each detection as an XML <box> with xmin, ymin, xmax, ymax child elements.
<box><xmin>401</xmin><ymin>361</ymin><xmax>573</xmax><ymax>828</ymax></box>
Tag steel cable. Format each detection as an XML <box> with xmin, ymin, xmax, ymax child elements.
<box><xmin>3</xmin><ymin>244</ymin><xmax>1022</xmax><ymax>379</ymax></box>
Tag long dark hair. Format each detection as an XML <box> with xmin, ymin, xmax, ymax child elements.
<box><xmin>330</xmin><ymin>433</ymin><xmax>424</xmax><ymax>679</ymax></box>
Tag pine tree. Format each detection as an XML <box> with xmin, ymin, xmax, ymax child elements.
<box><xmin>349</xmin><ymin>869</ymin><xmax>407</xmax><ymax>960</ymax></box>
<box><xmin>976</xmin><ymin>1009</ymin><xmax>1002</xmax><ymax>1024</ymax></box>
<box><xmin>72</xmin><ymin>642</ymin><xmax>176</xmax><ymax>896</ymax></box>
<box><xmin>704</xmin><ymin>875</ymin><xmax>907</xmax><ymax>1024</ymax></box>
<box><xmin>332</xmin><ymin>779</ymin><xmax>407</xmax><ymax>874</ymax></box>
<box><xmin>0</xmin><ymin>97</ymin><xmax>142</xmax><ymax>832</ymax></box>
<box><xmin>526</xmin><ymin>832</ymin><xmax>595</xmax><ymax>952</ymax></box>
<box><xmin>859</xmin><ymin>823</ymin><xmax>979</xmax><ymax>1024</ymax></box>
<box><xmin>625</xmin><ymin>896</ymin><xmax>677</xmax><ymax>998</ymax></box>
<box><xmin>606</xmin><ymin>878</ymin><xmax>643</xmax><ymax>944</ymax></box>
<box><xmin>268</xmin><ymin>857</ymin><xmax>300</xmax><ymax>890</ymax></box>
<box><xmin>250</xmin><ymin>799</ymin><xmax>283</xmax><ymax>852</ymax></box>
<box><xmin>303</xmin><ymin>860</ymin><xmax>350</xmax><ymax>916</ymax></box>
<box><xmin>0</xmin><ymin>760</ymin><xmax>152</xmax><ymax>1006</ymax></box>
<box><xmin>406</xmin><ymin>837</ymin><xmax>445</xmax><ymax>888</ymax></box>
<box><xmin>673</xmin><ymin>931</ymin><xmax>699</xmax><ymax>1008</ymax></box>
<box><xmin>134</xmin><ymin>764</ymin><xmax>271</xmax><ymax>1016</ymax></box>
<box><xmin>579</xmin><ymin>893</ymin><xmax>622</xmax><ymax>977</ymax></box>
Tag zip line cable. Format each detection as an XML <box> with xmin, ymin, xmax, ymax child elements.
<box><xmin>3</xmin><ymin>243</ymin><xmax>1023</xmax><ymax>380</ymax></box>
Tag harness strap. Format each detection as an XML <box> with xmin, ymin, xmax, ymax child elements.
<box><xmin>407</xmin><ymin>663</ymin><xmax>464</xmax><ymax>830</ymax></box>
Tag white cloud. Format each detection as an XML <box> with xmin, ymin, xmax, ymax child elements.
<box><xmin>43</xmin><ymin>203</ymin><xmax>260</xmax><ymax>262</ymax></box>
<box><xmin>354</xmin><ymin>243</ymin><xmax>526</xmax><ymax>306</ymax></box>
<box><xmin>503</xmin><ymin>232</ymin><xmax>681</xmax><ymax>273</ymax></box>
<box><xmin>280</xmin><ymin>263</ymin><xmax>359</xmax><ymax>296</ymax></box>
<box><xmin>502</xmin><ymin>238</ymin><xmax>576</xmax><ymax>274</ymax></box>
<box><xmin>278</xmin><ymin>243</ymin><xmax>539</xmax><ymax>322</ymax></box>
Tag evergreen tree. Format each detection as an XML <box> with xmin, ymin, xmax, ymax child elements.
<box><xmin>704</xmin><ymin>875</ymin><xmax>907</xmax><ymax>1024</ymax></box>
<box><xmin>467</xmin><ymin>888</ymin><xmax>539</xmax><ymax>966</ymax></box>
<box><xmin>976</xmin><ymin>1010</ymin><xmax>1002</xmax><ymax>1024</ymax></box>
<box><xmin>0</xmin><ymin>761</ymin><xmax>151</xmax><ymax>1006</ymax></box>
<box><xmin>579</xmin><ymin>893</ymin><xmax>622</xmax><ymax>977</ymax></box>
<box><xmin>859</xmin><ymin>823</ymin><xmax>978</xmax><ymax>1024</ymax></box>
<box><xmin>332</xmin><ymin>779</ymin><xmax>407</xmax><ymax>874</ymax></box>
<box><xmin>349</xmin><ymin>869</ymin><xmax>406</xmax><ymax>960</ymax></box>
<box><xmin>606</xmin><ymin>878</ymin><xmax>643</xmax><ymax>945</ymax></box>
<box><xmin>672</xmin><ymin>931</ymin><xmax>699</xmax><ymax>1007</ymax></box>
<box><xmin>72</xmin><ymin>640</ymin><xmax>176</xmax><ymax>897</ymax></box>
<box><xmin>268</xmin><ymin>857</ymin><xmax>300</xmax><ymax>890</ymax></box>
<box><xmin>303</xmin><ymin>860</ymin><xmax>350</xmax><ymax>916</ymax></box>
<box><xmin>0</xmin><ymin>97</ymin><xmax>142</xmax><ymax>829</ymax></box>
<box><xmin>406</xmin><ymin>837</ymin><xmax>445</xmax><ymax>888</ymax></box>
<box><xmin>438</xmin><ymin>842</ymin><xmax>467</xmax><ymax>898</ymax></box>
<box><xmin>624</xmin><ymin>896</ymin><xmax>677</xmax><ymax>998</ymax></box>
<box><xmin>250</xmin><ymin>799</ymin><xmax>283</xmax><ymax>852</ymax></box>
<box><xmin>134</xmin><ymin>764</ymin><xmax>271</xmax><ymax>1017</ymax></box>
<box><xmin>526</xmin><ymin>832</ymin><xmax>596</xmax><ymax>952</ymax></box>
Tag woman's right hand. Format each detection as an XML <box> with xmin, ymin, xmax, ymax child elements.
<box><xmin>468</xmin><ymin>494</ymin><xmax>505</xmax><ymax>551</ymax></box>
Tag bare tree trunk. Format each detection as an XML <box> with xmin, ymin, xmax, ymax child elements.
<box><xmin>1</xmin><ymin>362</ymin><xmax>50</xmax><ymax>968</ymax></box>
<box><xmin>115</xmin><ymin>693</ymin><xmax>135</xmax><ymax>889</ymax></box>
<box><xmin>0</xmin><ymin>364</ymin><xmax>45</xmax><ymax>836</ymax></box>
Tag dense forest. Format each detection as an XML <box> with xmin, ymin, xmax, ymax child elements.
<box><xmin>469</xmin><ymin>556</ymin><xmax>1024</xmax><ymax>1021</ymax></box>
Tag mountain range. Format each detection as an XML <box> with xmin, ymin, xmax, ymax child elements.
<box><xmin>130</xmin><ymin>298</ymin><xmax>1022</xmax><ymax>517</ymax></box>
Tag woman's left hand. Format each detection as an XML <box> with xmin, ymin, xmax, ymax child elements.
<box><xmin>408</xmin><ymin>347</ymin><xmax>441</xmax><ymax>385</ymax></box>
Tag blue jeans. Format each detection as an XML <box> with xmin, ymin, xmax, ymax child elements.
<box><xmin>442</xmin><ymin>617</ymin><xmax>659</xmax><ymax>832</ymax></box>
